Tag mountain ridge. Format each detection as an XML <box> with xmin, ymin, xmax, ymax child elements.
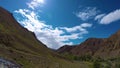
<box><xmin>57</xmin><ymin>30</ymin><xmax>120</xmax><ymax>58</ymax></box>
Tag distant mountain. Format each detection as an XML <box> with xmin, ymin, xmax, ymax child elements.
<box><xmin>57</xmin><ymin>30</ymin><xmax>120</xmax><ymax>58</ymax></box>
<box><xmin>0</xmin><ymin>7</ymin><xmax>89</xmax><ymax>68</ymax></box>
<box><xmin>94</xmin><ymin>30</ymin><xmax>120</xmax><ymax>58</ymax></box>
<box><xmin>57</xmin><ymin>45</ymin><xmax>76</xmax><ymax>53</ymax></box>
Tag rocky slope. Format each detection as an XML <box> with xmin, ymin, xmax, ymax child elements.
<box><xmin>57</xmin><ymin>30</ymin><xmax>120</xmax><ymax>58</ymax></box>
<box><xmin>94</xmin><ymin>30</ymin><xmax>120</xmax><ymax>58</ymax></box>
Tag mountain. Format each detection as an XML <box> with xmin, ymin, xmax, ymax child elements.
<box><xmin>57</xmin><ymin>30</ymin><xmax>120</xmax><ymax>58</ymax></box>
<box><xmin>57</xmin><ymin>38</ymin><xmax>106</xmax><ymax>56</ymax></box>
<box><xmin>94</xmin><ymin>30</ymin><xmax>120</xmax><ymax>58</ymax></box>
<box><xmin>0</xmin><ymin>7</ymin><xmax>89</xmax><ymax>68</ymax></box>
<box><xmin>57</xmin><ymin>45</ymin><xmax>76</xmax><ymax>53</ymax></box>
<box><xmin>71</xmin><ymin>38</ymin><xmax>105</xmax><ymax>56</ymax></box>
<box><xmin>0</xmin><ymin>6</ymin><xmax>52</xmax><ymax>68</ymax></box>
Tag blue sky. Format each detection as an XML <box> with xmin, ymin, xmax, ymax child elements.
<box><xmin>0</xmin><ymin>0</ymin><xmax>120</xmax><ymax>49</ymax></box>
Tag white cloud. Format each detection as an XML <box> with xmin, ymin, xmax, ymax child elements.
<box><xmin>95</xmin><ymin>14</ymin><xmax>106</xmax><ymax>21</ymax></box>
<box><xmin>14</xmin><ymin>9</ymin><xmax>92</xmax><ymax>49</ymax></box>
<box><xmin>100</xmin><ymin>9</ymin><xmax>120</xmax><ymax>24</ymax></box>
<box><xmin>14</xmin><ymin>2</ymin><xmax>93</xmax><ymax>49</ymax></box>
<box><xmin>60</xmin><ymin>26</ymin><xmax>85</xmax><ymax>33</ymax></box>
<box><xmin>76</xmin><ymin>7</ymin><xmax>99</xmax><ymax>21</ymax></box>
<box><xmin>60</xmin><ymin>23</ymin><xmax>92</xmax><ymax>33</ymax></box>
<box><xmin>81</xmin><ymin>23</ymin><xmax>92</xmax><ymax>28</ymax></box>
<box><xmin>27</xmin><ymin>0</ymin><xmax>44</xmax><ymax>9</ymax></box>
<box><xmin>15</xmin><ymin>9</ymin><xmax>47</xmax><ymax>32</ymax></box>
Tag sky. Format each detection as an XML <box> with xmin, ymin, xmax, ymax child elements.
<box><xmin>0</xmin><ymin>0</ymin><xmax>120</xmax><ymax>49</ymax></box>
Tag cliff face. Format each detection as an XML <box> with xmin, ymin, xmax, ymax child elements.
<box><xmin>57</xmin><ymin>30</ymin><xmax>120</xmax><ymax>58</ymax></box>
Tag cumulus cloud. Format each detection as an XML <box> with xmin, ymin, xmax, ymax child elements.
<box><xmin>60</xmin><ymin>23</ymin><xmax>92</xmax><ymax>33</ymax></box>
<box><xmin>14</xmin><ymin>9</ymin><xmax>92</xmax><ymax>49</ymax></box>
<box><xmin>100</xmin><ymin>9</ymin><xmax>120</xmax><ymax>24</ymax></box>
<box><xmin>76</xmin><ymin>7</ymin><xmax>99</xmax><ymax>21</ymax></box>
<box><xmin>15</xmin><ymin>9</ymin><xmax>47</xmax><ymax>32</ymax></box>
<box><xmin>27</xmin><ymin>0</ymin><xmax>44</xmax><ymax>9</ymax></box>
<box><xmin>81</xmin><ymin>23</ymin><xmax>92</xmax><ymax>28</ymax></box>
<box><xmin>95</xmin><ymin>14</ymin><xmax>106</xmax><ymax>21</ymax></box>
<box><xmin>14</xmin><ymin>1</ymin><xmax>93</xmax><ymax>49</ymax></box>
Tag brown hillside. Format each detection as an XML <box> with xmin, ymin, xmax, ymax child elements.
<box><xmin>58</xmin><ymin>30</ymin><xmax>120</xmax><ymax>58</ymax></box>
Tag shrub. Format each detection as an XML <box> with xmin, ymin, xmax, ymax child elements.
<box><xmin>93</xmin><ymin>61</ymin><xmax>101</xmax><ymax>68</ymax></box>
<box><xmin>104</xmin><ymin>62</ymin><xmax>111</xmax><ymax>68</ymax></box>
<box><xmin>115</xmin><ymin>63</ymin><xmax>120</xmax><ymax>68</ymax></box>
<box><xmin>74</xmin><ymin>55</ymin><xmax>92</xmax><ymax>61</ymax></box>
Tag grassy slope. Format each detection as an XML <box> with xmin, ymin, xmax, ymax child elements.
<box><xmin>0</xmin><ymin>7</ymin><xmax>90</xmax><ymax>68</ymax></box>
